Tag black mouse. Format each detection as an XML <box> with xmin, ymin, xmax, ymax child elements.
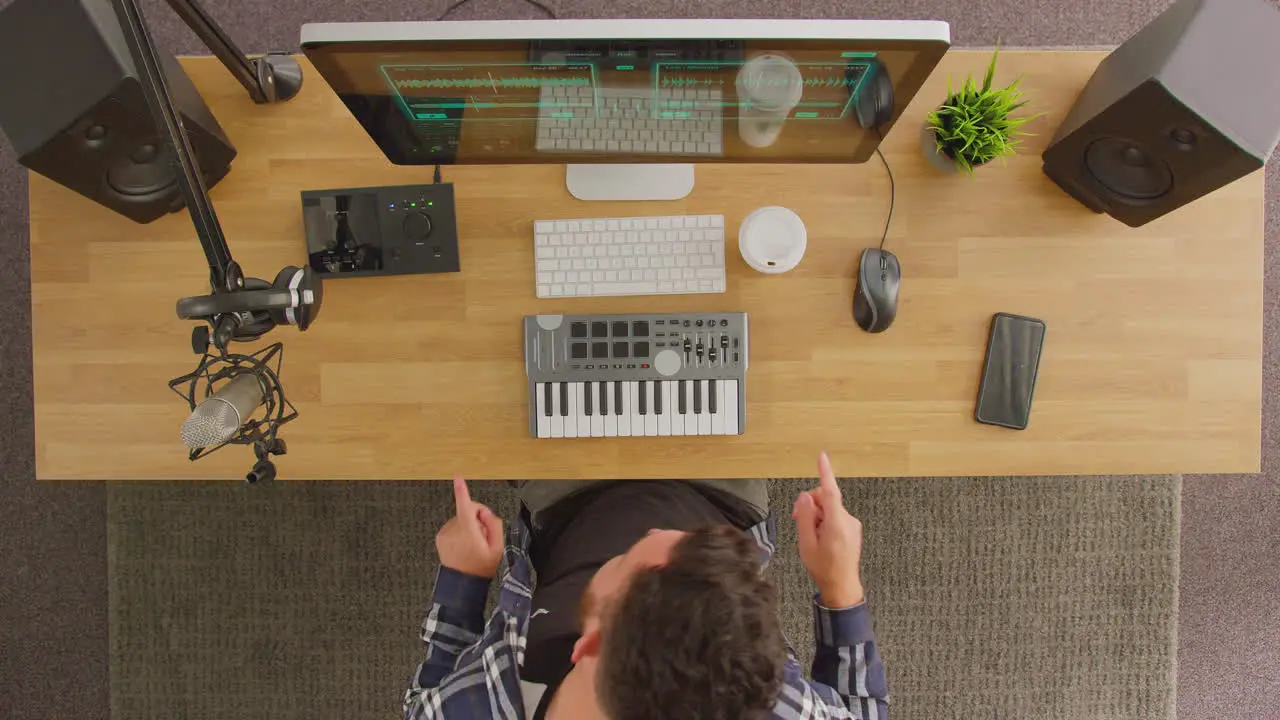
<box><xmin>853</xmin><ymin>60</ymin><xmax>895</xmax><ymax>129</ymax></box>
<box><xmin>853</xmin><ymin>248</ymin><xmax>900</xmax><ymax>333</ymax></box>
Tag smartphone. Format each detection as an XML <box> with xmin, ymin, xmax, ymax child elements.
<box><xmin>975</xmin><ymin>313</ymin><xmax>1046</xmax><ymax>430</ymax></box>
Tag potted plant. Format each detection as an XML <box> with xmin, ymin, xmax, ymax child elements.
<box><xmin>923</xmin><ymin>47</ymin><xmax>1040</xmax><ymax>175</ymax></box>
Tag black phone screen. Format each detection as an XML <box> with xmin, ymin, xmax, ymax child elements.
<box><xmin>975</xmin><ymin>313</ymin><xmax>1046</xmax><ymax>430</ymax></box>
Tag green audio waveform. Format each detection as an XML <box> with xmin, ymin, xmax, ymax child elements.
<box><xmin>393</xmin><ymin>77</ymin><xmax>590</xmax><ymax>89</ymax></box>
<box><xmin>660</xmin><ymin>76</ymin><xmax>716</xmax><ymax>87</ymax></box>
<box><xmin>661</xmin><ymin>75</ymin><xmax>859</xmax><ymax>89</ymax></box>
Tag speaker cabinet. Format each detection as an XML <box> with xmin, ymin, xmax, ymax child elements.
<box><xmin>0</xmin><ymin>0</ymin><xmax>236</xmax><ymax>224</ymax></box>
<box><xmin>1042</xmin><ymin>0</ymin><xmax>1280</xmax><ymax>228</ymax></box>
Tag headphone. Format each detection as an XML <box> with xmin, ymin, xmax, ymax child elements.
<box><xmin>176</xmin><ymin>266</ymin><xmax>324</xmax><ymax>343</ymax></box>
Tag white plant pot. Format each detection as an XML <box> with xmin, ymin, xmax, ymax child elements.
<box><xmin>920</xmin><ymin>124</ymin><xmax>959</xmax><ymax>174</ymax></box>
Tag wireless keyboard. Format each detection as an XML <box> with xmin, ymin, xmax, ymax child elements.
<box><xmin>535</xmin><ymin>85</ymin><xmax>724</xmax><ymax>157</ymax></box>
<box><xmin>533</xmin><ymin>215</ymin><xmax>727</xmax><ymax>298</ymax></box>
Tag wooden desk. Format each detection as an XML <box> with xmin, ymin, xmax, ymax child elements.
<box><xmin>29</xmin><ymin>51</ymin><xmax>1263</xmax><ymax>480</ymax></box>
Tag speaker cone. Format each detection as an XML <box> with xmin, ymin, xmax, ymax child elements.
<box><xmin>107</xmin><ymin>142</ymin><xmax>177</xmax><ymax>197</ymax></box>
<box><xmin>1084</xmin><ymin>137</ymin><xmax>1174</xmax><ymax>201</ymax></box>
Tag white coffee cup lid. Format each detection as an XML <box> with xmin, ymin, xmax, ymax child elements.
<box><xmin>735</xmin><ymin>54</ymin><xmax>804</xmax><ymax>110</ymax></box>
<box><xmin>739</xmin><ymin>206</ymin><xmax>807</xmax><ymax>274</ymax></box>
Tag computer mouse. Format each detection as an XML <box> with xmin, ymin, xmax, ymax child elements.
<box><xmin>853</xmin><ymin>247</ymin><xmax>900</xmax><ymax>333</ymax></box>
<box><xmin>853</xmin><ymin>61</ymin><xmax>895</xmax><ymax>129</ymax></box>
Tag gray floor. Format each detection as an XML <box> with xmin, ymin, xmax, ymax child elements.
<box><xmin>107</xmin><ymin>477</ymin><xmax>1180</xmax><ymax>720</ymax></box>
<box><xmin>2</xmin><ymin>1</ymin><xmax>1278</xmax><ymax>718</ymax></box>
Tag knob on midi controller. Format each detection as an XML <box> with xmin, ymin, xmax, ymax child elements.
<box><xmin>654</xmin><ymin>349</ymin><xmax>682</xmax><ymax>377</ymax></box>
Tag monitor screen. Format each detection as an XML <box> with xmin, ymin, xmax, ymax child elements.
<box><xmin>302</xmin><ymin>20</ymin><xmax>950</xmax><ymax>166</ymax></box>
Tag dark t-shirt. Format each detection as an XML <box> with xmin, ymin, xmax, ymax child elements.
<box><xmin>521</xmin><ymin>481</ymin><xmax>761</xmax><ymax>718</ymax></box>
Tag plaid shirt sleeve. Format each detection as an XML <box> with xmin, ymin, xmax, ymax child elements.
<box><xmin>773</xmin><ymin>599</ymin><xmax>888</xmax><ymax>720</ymax></box>
<box><xmin>404</xmin><ymin>527</ymin><xmax>535</xmax><ymax>720</ymax></box>
<box><xmin>410</xmin><ymin>566</ymin><xmax>492</xmax><ymax>690</ymax></box>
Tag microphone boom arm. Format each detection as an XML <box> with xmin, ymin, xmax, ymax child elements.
<box><xmin>109</xmin><ymin>0</ymin><xmax>305</xmax><ymax>314</ymax></box>
<box><xmin>110</xmin><ymin>0</ymin><xmax>315</xmax><ymax>480</ymax></box>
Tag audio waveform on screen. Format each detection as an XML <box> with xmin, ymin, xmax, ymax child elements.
<box><xmin>660</xmin><ymin>75</ymin><xmax>861</xmax><ymax>89</ymax></box>
<box><xmin>659</xmin><ymin>77</ymin><xmax>718</xmax><ymax>87</ymax></box>
<box><xmin>393</xmin><ymin>77</ymin><xmax>591</xmax><ymax>89</ymax></box>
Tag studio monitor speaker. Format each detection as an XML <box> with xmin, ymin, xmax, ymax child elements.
<box><xmin>0</xmin><ymin>0</ymin><xmax>236</xmax><ymax>224</ymax></box>
<box><xmin>1042</xmin><ymin>0</ymin><xmax>1280</xmax><ymax>228</ymax></box>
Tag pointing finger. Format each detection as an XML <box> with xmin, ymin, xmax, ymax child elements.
<box><xmin>452</xmin><ymin>476</ymin><xmax>473</xmax><ymax>514</ymax></box>
<box><xmin>817</xmin><ymin>452</ymin><xmax>842</xmax><ymax>502</ymax></box>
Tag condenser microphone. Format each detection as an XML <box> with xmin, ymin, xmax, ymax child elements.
<box><xmin>180</xmin><ymin>372</ymin><xmax>266</xmax><ymax>449</ymax></box>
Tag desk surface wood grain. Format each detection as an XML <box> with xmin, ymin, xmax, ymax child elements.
<box><xmin>29</xmin><ymin>51</ymin><xmax>1263</xmax><ymax>480</ymax></box>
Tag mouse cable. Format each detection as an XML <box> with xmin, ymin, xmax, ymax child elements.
<box><xmin>873</xmin><ymin>127</ymin><xmax>895</xmax><ymax>254</ymax></box>
<box><xmin>436</xmin><ymin>0</ymin><xmax>556</xmax><ymax>21</ymax></box>
<box><xmin>433</xmin><ymin>164</ymin><xmax>442</xmax><ymax>184</ymax></box>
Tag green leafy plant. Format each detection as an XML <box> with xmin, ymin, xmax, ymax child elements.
<box><xmin>926</xmin><ymin>47</ymin><xmax>1041</xmax><ymax>175</ymax></box>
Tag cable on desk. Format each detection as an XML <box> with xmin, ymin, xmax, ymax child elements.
<box><xmin>873</xmin><ymin>127</ymin><xmax>895</xmax><ymax>253</ymax></box>
<box><xmin>436</xmin><ymin>0</ymin><xmax>556</xmax><ymax>21</ymax></box>
<box><xmin>433</xmin><ymin>164</ymin><xmax>443</xmax><ymax>184</ymax></box>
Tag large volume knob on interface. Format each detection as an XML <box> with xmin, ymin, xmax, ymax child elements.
<box><xmin>403</xmin><ymin>212</ymin><xmax>432</xmax><ymax>240</ymax></box>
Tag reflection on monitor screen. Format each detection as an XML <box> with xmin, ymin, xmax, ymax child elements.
<box><xmin>302</xmin><ymin>20</ymin><xmax>950</xmax><ymax>165</ymax></box>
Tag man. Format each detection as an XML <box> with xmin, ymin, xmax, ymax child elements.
<box><xmin>404</xmin><ymin>452</ymin><xmax>888</xmax><ymax>719</ymax></box>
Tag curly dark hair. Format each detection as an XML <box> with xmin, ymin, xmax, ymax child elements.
<box><xmin>596</xmin><ymin>524</ymin><xmax>787</xmax><ymax>720</ymax></box>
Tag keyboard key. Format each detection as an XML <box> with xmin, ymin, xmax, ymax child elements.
<box><xmin>549</xmin><ymin>384</ymin><xmax>564</xmax><ymax>438</ymax></box>
<box><xmin>678</xmin><ymin>381</ymin><xmax>688</xmax><ymax>414</ymax></box>
<box><xmin>535</xmin><ymin>384</ymin><xmax>552</xmax><ymax>437</ymax></box>
<box><xmin>614</xmin><ymin>382</ymin><xmax>624</xmax><ymax>415</ymax></box>
<box><xmin>620</xmin><ymin>382</ymin><xmax>634</xmax><ymax>436</ymax></box>
<box><xmin>724</xmin><ymin>379</ymin><xmax>739</xmax><ymax>435</ymax></box>
<box><xmin>697</xmin><ymin>382</ymin><xmax>712</xmax><ymax>435</ymax></box>
<box><xmin>693</xmin><ymin>380</ymin><xmax>702</xmax><ymax>414</ymax></box>
<box><xmin>667</xmin><ymin>382</ymin><xmax>683</xmax><ymax>435</ymax></box>
<box><xmin>604</xmin><ymin>382</ymin><xmax>618</xmax><ymax>437</ymax></box>
<box><xmin>656</xmin><ymin>382</ymin><xmax>671</xmax><ymax>436</ymax></box>
<box><xmin>654</xmin><ymin>380</ymin><xmax>664</xmax><ymax>414</ymax></box>
<box><xmin>574</xmin><ymin>383</ymin><xmax>590</xmax><ymax>437</ymax></box>
<box><xmin>590</xmin><ymin>384</ymin><xmax>605</xmax><ymax>437</ymax></box>
<box><xmin>583</xmin><ymin>381</ymin><xmax>593</xmax><ymax>415</ymax></box>
<box><xmin>638</xmin><ymin>380</ymin><xmax>648</xmax><ymax>415</ymax></box>
<box><xmin>592</xmin><ymin>281</ymin><xmax>659</xmax><ymax>295</ymax></box>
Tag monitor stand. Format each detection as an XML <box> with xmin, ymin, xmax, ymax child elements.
<box><xmin>566</xmin><ymin>164</ymin><xmax>695</xmax><ymax>202</ymax></box>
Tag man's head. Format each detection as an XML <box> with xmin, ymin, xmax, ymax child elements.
<box><xmin>569</xmin><ymin>525</ymin><xmax>787</xmax><ymax>720</ymax></box>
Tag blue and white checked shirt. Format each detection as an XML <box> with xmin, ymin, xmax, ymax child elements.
<box><xmin>405</xmin><ymin>514</ymin><xmax>888</xmax><ymax>719</ymax></box>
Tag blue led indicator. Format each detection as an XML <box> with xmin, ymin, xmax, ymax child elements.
<box><xmin>415</xmin><ymin>112</ymin><xmax>449</xmax><ymax>120</ymax></box>
<box><xmin>795</xmin><ymin>111</ymin><xmax>820</xmax><ymax>118</ymax></box>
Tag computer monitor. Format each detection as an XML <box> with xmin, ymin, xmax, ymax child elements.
<box><xmin>301</xmin><ymin>19</ymin><xmax>950</xmax><ymax>200</ymax></box>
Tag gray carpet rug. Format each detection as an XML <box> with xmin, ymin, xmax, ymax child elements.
<box><xmin>109</xmin><ymin>476</ymin><xmax>1179</xmax><ymax>720</ymax></box>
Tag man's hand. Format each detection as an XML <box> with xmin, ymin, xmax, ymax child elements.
<box><xmin>435</xmin><ymin>476</ymin><xmax>504</xmax><ymax>578</ymax></box>
<box><xmin>792</xmin><ymin>452</ymin><xmax>865</xmax><ymax>608</ymax></box>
